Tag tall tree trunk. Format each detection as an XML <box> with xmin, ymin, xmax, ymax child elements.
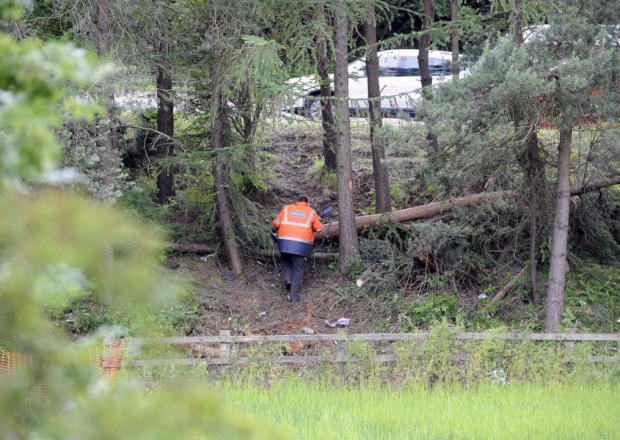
<box><xmin>213</xmin><ymin>90</ymin><xmax>243</xmax><ymax>275</ymax></box>
<box><xmin>526</xmin><ymin>132</ymin><xmax>545</xmax><ymax>304</ymax></box>
<box><xmin>96</xmin><ymin>0</ymin><xmax>117</xmax><ymax>302</ymax></box>
<box><xmin>513</xmin><ymin>20</ymin><xmax>543</xmax><ymax>304</ymax></box>
<box><xmin>96</xmin><ymin>0</ymin><xmax>118</xmax><ymax>200</ymax></box>
<box><xmin>418</xmin><ymin>0</ymin><xmax>433</xmax><ymax>91</ymax></box>
<box><xmin>513</xmin><ymin>0</ymin><xmax>525</xmax><ymax>45</ymax></box>
<box><xmin>333</xmin><ymin>0</ymin><xmax>359</xmax><ymax>271</ymax></box>
<box><xmin>316</xmin><ymin>2</ymin><xmax>337</xmax><ymax>172</ymax></box>
<box><xmin>545</xmin><ymin>128</ymin><xmax>573</xmax><ymax>331</ymax></box>
<box><xmin>96</xmin><ymin>0</ymin><xmax>110</xmax><ymax>58</ymax></box>
<box><xmin>450</xmin><ymin>0</ymin><xmax>459</xmax><ymax>81</ymax></box>
<box><xmin>363</xmin><ymin>0</ymin><xmax>391</xmax><ymax>214</ymax></box>
<box><xmin>418</xmin><ymin>0</ymin><xmax>439</xmax><ymax>154</ymax></box>
<box><xmin>155</xmin><ymin>45</ymin><xmax>176</xmax><ymax>204</ymax></box>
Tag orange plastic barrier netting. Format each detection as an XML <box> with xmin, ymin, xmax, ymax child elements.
<box><xmin>0</xmin><ymin>350</ymin><xmax>50</xmax><ymax>401</ymax></box>
<box><xmin>89</xmin><ymin>339</ymin><xmax>125</xmax><ymax>377</ymax></box>
<box><xmin>0</xmin><ymin>339</ymin><xmax>125</xmax><ymax>399</ymax></box>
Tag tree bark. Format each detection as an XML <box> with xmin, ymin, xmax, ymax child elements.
<box><xmin>491</xmin><ymin>267</ymin><xmax>526</xmax><ymax>303</ymax></box>
<box><xmin>316</xmin><ymin>190</ymin><xmax>514</xmax><ymax>240</ymax></box>
<box><xmin>316</xmin><ymin>2</ymin><xmax>337</xmax><ymax>172</ymax></box>
<box><xmin>546</xmin><ymin>128</ymin><xmax>573</xmax><ymax>331</ymax></box>
<box><xmin>96</xmin><ymin>0</ymin><xmax>119</xmax><ymax>200</ymax></box>
<box><xmin>418</xmin><ymin>0</ymin><xmax>439</xmax><ymax>154</ymax></box>
<box><xmin>512</xmin><ymin>22</ymin><xmax>544</xmax><ymax>304</ymax></box>
<box><xmin>333</xmin><ymin>0</ymin><xmax>360</xmax><ymax>271</ymax></box>
<box><xmin>363</xmin><ymin>0</ymin><xmax>391</xmax><ymax>214</ymax></box>
<box><xmin>513</xmin><ymin>0</ymin><xmax>525</xmax><ymax>45</ymax></box>
<box><xmin>96</xmin><ymin>0</ymin><xmax>110</xmax><ymax>58</ymax></box>
<box><xmin>450</xmin><ymin>0</ymin><xmax>459</xmax><ymax>81</ymax></box>
<box><xmin>213</xmin><ymin>90</ymin><xmax>243</xmax><ymax>275</ymax></box>
<box><xmin>528</xmin><ymin>180</ymin><xmax>540</xmax><ymax>303</ymax></box>
<box><xmin>418</xmin><ymin>0</ymin><xmax>434</xmax><ymax>90</ymax></box>
<box><xmin>166</xmin><ymin>243</ymin><xmax>337</xmax><ymax>261</ymax></box>
<box><xmin>315</xmin><ymin>176</ymin><xmax>620</xmax><ymax>240</ymax></box>
<box><xmin>155</xmin><ymin>43</ymin><xmax>176</xmax><ymax>204</ymax></box>
<box><xmin>572</xmin><ymin>176</ymin><xmax>620</xmax><ymax>193</ymax></box>
<box><xmin>526</xmin><ymin>132</ymin><xmax>545</xmax><ymax>304</ymax></box>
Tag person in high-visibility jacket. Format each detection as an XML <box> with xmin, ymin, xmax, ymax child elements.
<box><xmin>271</xmin><ymin>195</ymin><xmax>323</xmax><ymax>302</ymax></box>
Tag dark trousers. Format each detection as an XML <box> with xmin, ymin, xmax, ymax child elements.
<box><xmin>281</xmin><ymin>253</ymin><xmax>307</xmax><ymax>301</ymax></box>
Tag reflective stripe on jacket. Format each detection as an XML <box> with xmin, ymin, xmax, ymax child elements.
<box><xmin>272</xmin><ymin>202</ymin><xmax>323</xmax><ymax>257</ymax></box>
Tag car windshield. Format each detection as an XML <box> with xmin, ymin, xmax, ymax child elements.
<box><xmin>379</xmin><ymin>55</ymin><xmax>450</xmax><ymax>77</ymax></box>
<box><xmin>348</xmin><ymin>55</ymin><xmax>451</xmax><ymax>77</ymax></box>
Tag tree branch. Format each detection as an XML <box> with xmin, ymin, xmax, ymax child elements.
<box><xmin>491</xmin><ymin>267</ymin><xmax>526</xmax><ymax>303</ymax></box>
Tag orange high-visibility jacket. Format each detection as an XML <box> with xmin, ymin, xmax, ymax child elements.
<box><xmin>272</xmin><ymin>202</ymin><xmax>323</xmax><ymax>257</ymax></box>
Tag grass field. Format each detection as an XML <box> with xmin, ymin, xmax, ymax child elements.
<box><xmin>217</xmin><ymin>380</ymin><xmax>619</xmax><ymax>440</ymax></box>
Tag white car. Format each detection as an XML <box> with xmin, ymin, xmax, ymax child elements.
<box><xmin>285</xmin><ymin>49</ymin><xmax>455</xmax><ymax>120</ymax></box>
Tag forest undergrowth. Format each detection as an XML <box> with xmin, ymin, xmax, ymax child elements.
<box><xmin>49</xmin><ymin>122</ymin><xmax>620</xmax><ymax>342</ymax></box>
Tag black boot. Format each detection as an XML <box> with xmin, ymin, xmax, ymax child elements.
<box><xmin>289</xmin><ymin>285</ymin><xmax>301</xmax><ymax>303</ymax></box>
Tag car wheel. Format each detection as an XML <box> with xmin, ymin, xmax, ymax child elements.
<box><xmin>305</xmin><ymin>97</ymin><xmax>322</xmax><ymax>121</ymax></box>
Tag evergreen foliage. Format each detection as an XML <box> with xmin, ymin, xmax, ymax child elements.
<box><xmin>0</xmin><ymin>3</ymin><xmax>285</xmax><ymax>437</ymax></box>
<box><xmin>2</xmin><ymin>0</ymin><xmax>620</xmax><ymax>340</ymax></box>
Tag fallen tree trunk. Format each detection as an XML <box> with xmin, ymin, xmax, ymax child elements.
<box><xmin>572</xmin><ymin>176</ymin><xmax>620</xmax><ymax>195</ymax></box>
<box><xmin>166</xmin><ymin>243</ymin><xmax>217</xmax><ymax>253</ymax></box>
<box><xmin>315</xmin><ymin>176</ymin><xmax>620</xmax><ymax>240</ymax></box>
<box><xmin>316</xmin><ymin>190</ymin><xmax>516</xmax><ymax>240</ymax></box>
<box><xmin>167</xmin><ymin>176</ymin><xmax>620</xmax><ymax>251</ymax></box>
<box><xmin>166</xmin><ymin>242</ymin><xmax>336</xmax><ymax>260</ymax></box>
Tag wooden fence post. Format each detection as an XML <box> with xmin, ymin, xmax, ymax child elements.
<box><xmin>336</xmin><ymin>329</ymin><xmax>347</xmax><ymax>374</ymax></box>
<box><xmin>103</xmin><ymin>332</ymin><xmax>115</xmax><ymax>346</ymax></box>
<box><xmin>336</xmin><ymin>335</ymin><xmax>347</xmax><ymax>359</ymax></box>
<box><xmin>220</xmin><ymin>330</ymin><xmax>231</xmax><ymax>360</ymax></box>
<box><xmin>564</xmin><ymin>328</ymin><xmax>576</xmax><ymax>359</ymax></box>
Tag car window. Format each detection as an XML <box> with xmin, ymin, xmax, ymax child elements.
<box><xmin>430</xmin><ymin>58</ymin><xmax>451</xmax><ymax>75</ymax></box>
<box><xmin>376</xmin><ymin>55</ymin><xmax>451</xmax><ymax>77</ymax></box>
<box><xmin>378</xmin><ymin>55</ymin><xmax>419</xmax><ymax>77</ymax></box>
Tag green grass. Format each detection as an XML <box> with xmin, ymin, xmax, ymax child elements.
<box><xmin>216</xmin><ymin>380</ymin><xmax>620</xmax><ymax>439</ymax></box>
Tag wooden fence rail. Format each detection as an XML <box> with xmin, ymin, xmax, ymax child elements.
<box><xmin>126</xmin><ymin>331</ymin><xmax>620</xmax><ymax>367</ymax></box>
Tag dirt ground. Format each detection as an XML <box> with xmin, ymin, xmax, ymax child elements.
<box><xmin>169</xmin><ymin>253</ymin><xmax>384</xmax><ymax>336</ymax></box>
<box><xmin>167</xmin><ymin>122</ymin><xmax>400</xmax><ymax>336</ymax></box>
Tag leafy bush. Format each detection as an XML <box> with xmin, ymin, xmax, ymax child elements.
<box><xmin>357</xmin><ymin>238</ymin><xmax>404</xmax><ymax>296</ymax></box>
<box><xmin>155</xmin><ymin>292</ymin><xmax>204</xmax><ymax>336</ymax></box>
<box><xmin>343</xmin><ymin>257</ymin><xmax>366</xmax><ymax>280</ymax></box>
<box><xmin>399</xmin><ymin>295</ymin><xmax>461</xmax><ymax>330</ymax></box>
<box><xmin>46</xmin><ymin>292</ymin><xmax>126</xmax><ymax>335</ymax></box>
<box><xmin>564</xmin><ymin>264</ymin><xmax>620</xmax><ymax>332</ymax></box>
<box><xmin>571</xmin><ymin>194</ymin><xmax>620</xmax><ymax>265</ymax></box>
<box><xmin>116</xmin><ymin>173</ymin><xmax>170</xmax><ymax>224</ymax></box>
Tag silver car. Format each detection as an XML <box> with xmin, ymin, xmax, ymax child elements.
<box><xmin>285</xmin><ymin>49</ymin><xmax>454</xmax><ymax>120</ymax></box>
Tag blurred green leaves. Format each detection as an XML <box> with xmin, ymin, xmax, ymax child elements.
<box><xmin>0</xmin><ymin>31</ymin><xmax>100</xmax><ymax>187</ymax></box>
<box><xmin>0</xmin><ymin>1</ymin><xmax>287</xmax><ymax>437</ymax></box>
<box><xmin>3</xmin><ymin>188</ymin><xmax>168</xmax><ymax>328</ymax></box>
